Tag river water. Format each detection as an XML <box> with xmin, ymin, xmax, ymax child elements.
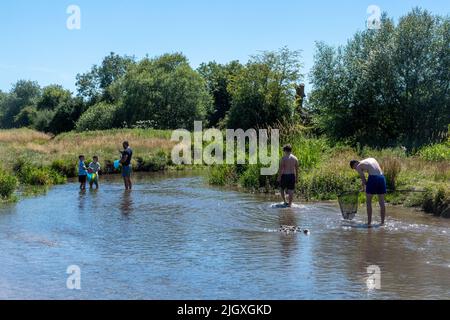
<box><xmin>0</xmin><ymin>172</ymin><xmax>449</xmax><ymax>299</ymax></box>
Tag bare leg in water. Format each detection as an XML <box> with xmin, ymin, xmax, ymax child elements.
<box><xmin>287</xmin><ymin>190</ymin><xmax>294</xmax><ymax>207</ymax></box>
<box><xmin>281</xmin><ymin>189</ymin><xmax>287</xmax><ymax>205</ymax></box>
<box><xmin>124</xmin><ymin>176</ymin><xmax>132</xmax><ymax>190</ymax></box>
<box><xmin>378</xmin><ymin>194</ymin><xmax>386</xmax><ymax>225</ymax></box>
<box><xmin>366</xmin><ymin>194</ymin><xmax>373</xmax><ymax>227</ymax></box>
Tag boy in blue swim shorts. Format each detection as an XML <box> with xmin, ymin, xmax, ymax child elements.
<box><xmin>350</xmin><ymin>158</ymin><xmax>387</xmax><ymax>227</ymax></box>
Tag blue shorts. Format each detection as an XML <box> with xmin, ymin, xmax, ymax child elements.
<box><xmin>366</xmin><ymin>175</ymin><xmax>387</xmax><ymax>195</ymax></box>
<box><xmin>122</xmin><ymin>165</ymin><xmax>132</xmax><ymax>178</ymax></box>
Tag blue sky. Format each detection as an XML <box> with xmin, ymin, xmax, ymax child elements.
<box><xmin>0</xmin><ymin>0</ymin><xmax>448</xmax><ymax>93</ymax></box>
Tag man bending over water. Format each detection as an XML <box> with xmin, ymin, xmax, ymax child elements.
<box><xmin>277</xmin><ymin>145</ymin><xmax>299</xmax><ymax>207</ymax></box>
<box><xmin>350</xmin><ymin>158</ymin><xmax>387</xmax><ymax>227</ymax></box>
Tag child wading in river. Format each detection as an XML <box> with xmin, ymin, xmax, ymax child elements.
<box><xmin>78</xmin><ymin>155</ymin><xmax>88</xmax><ymax>190</ymax></box>
<box><xmin>88</xmin><ymin>156</ymin><xmax>101</xmax><ymax>189</ymax></box>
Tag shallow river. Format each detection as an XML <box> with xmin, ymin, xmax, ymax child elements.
<box><xmin>0</xmin><ymin>172</ymin><xmax>449</xmax><ymax>299</ymax></box>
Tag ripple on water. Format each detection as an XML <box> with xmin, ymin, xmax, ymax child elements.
<box><xmin>0</xmin><ymin>174</ymin><xmax>449</xmax><ymax>299</ymax></box>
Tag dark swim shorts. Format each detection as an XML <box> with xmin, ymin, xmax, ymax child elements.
<box><xmin>281</xmin><ymin>174</ymin><xmax>296</xmax><ymax>191</ymax></box>
<box><xmin>366</xmin><ymin>175</ymin><xmax>387</xmax><ymax>195</ymax></box>
<box><xmin>78</xmin><ymin>175</ymin><xmax>87</xmax><ymax>183</ymax></box>
<box><xmin>122</xmin><ymin>165</ymin><xmax>132</xmax><ymax>178</ymax></box>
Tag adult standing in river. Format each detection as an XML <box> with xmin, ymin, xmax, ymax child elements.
<box><xmin>350</xmin><ymin>158</ymin><xmax>387</xmax><ymax>227</ymax></box>
<box><xmin>120</xmin><ymin>141</ymin><xmax>133</xmax><ymax>190</ymax></box>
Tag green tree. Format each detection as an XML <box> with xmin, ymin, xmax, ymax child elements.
<box><xmin>227</xmin><ymin>47</ymin><xmax>303</xmax><ymax>129</ymax></box>
<box><xmin>75</xmin><ymin>102</ymin><xmax>119</xmax><ymax>132</ymax></box>
<box><xmin>198</xmin><ymin>61</ymin><xmax>243</xmax><ymax>127</ymax></box>
<box><xmin>48</xmin><ymin>97</ymin><xmax>87</xmax><ymax>134</ymax></box>
<box><xmin>0</xmin><ymin>80</ymin><xmax>41</xmax><ymax>128</ymax></box>
<box><xmin>37</xmin><ymin>85</ymin><xmax>71</xmax><ymax>111</ymax></box>
<box><xmin>118</xmin><ymin>53</ymin><xmax>212</xmax><ymax>129</ymax></box>
<box><xmin>32</xmin><ymin>109</ymin><xmax>56</xmax><ymax>132</ymax></box>
<box><xmin>76</xmin><ymin>52</ymin><xmax>135</xmax><ymax>104</ymax></box>
<box><xmin>310</xmin><ymin>9</ymin><xmax>450</xmax><ymax>148</ymax></box>
<box><xmin>14</xmin><ymin>106</ymin><xmax>38</xmax><ymax>127</ymax></box>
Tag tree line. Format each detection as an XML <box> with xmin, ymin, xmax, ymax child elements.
<box><xmin>0</xmin><ymin>8</ymin><xmax>448</xmax><ymax>148</ymax></box>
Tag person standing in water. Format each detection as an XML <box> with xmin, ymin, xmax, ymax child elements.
<box><xmin>350</xmin><ymin>158</ymin><xmax>387</xmax><ymax>227</ymax></box>
<box><xmin>78</xmin><ymin>155</ymin><xmax>88</xmax><ymax>190</ymax></box>
<box><xmin>277</xmin><ymin>145</ymin><xmax>299</xmax><ymax>207</ymax></box>
<box><xmin>120</xmin><ymin>141</ymin><xmax>133</xmax><ymax>190</ymax></box>
<box><xmin>88</xmin><ymin>156</ymin><xmax>101</xmax><ymax>190</ymax></box>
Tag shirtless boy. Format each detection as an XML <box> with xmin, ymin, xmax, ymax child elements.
<box><xmin>277</xmin><ymin>145</ymin><xmax>299</xmax><ymax>207</ymax></box>
<box><xmin>350</xmin><ymin>158</ymin><xmax>387</xmax><ymax>227</ymax></box>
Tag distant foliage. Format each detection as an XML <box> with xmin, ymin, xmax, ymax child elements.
<box><xmin>48</xmin><ymin>97</ymin><xmax>87</xmax><ymax>134</ymax></box>
<box><xmin>0</xmin><ymin>80</ymin><xmax>41</xmax><ymax>129</ymax></box>
<box><xmin>419</xmin><ymin>142</ymin><xmax>450</xmax><ymax>161</ymax></box>
<box><xmin>32</xmin><ymin>109</ymin><xmax>56</xmax><ymax>133</ymax></box>
<box><xmin>197</xmin><ymin>61</ymin><xmax>243</xmax><ymax>128</ymax></box>
<box><xmin>310</xmin><ymin>8</ymin><xmax>450</xmax><ymax>148</ymax></box>
<box><xmin>227</xmin><ymin>47</ymin><xmax>303</xmax><ymax>129</ymax></box>
<box><xmin>75</xmin><ymin>102</ymin><xmax>119</xmax><ymax>132</ymax></box>
<box><xmin>117</xmin><ymin>53</ymin><xmax>213</xmax><ymax>130</ymax></box>
<box><xmin>76</xmin><ymin>52</ymin><xmax>135</xmax><ymax>104</ymax></box>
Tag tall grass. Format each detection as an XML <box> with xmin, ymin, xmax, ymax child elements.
<box><xmin>13</xmin><ymin>159</ymin><xmax>67</xmax><ymax>186</ymax></box>
<box><xmin>207</xmin><ymin>127</ymin><xmax>450</xmax><ymax>216</ymax></box>
<box><xmin>0</xmin><ymin>128</ymin><xmax>176</xmax><ymax>171</ymax></box>
<box><xmin>0</xmin><ymin>169</ymin><xmax>18</xmax><ymax>200</ymax></box>
<box><xmin>0</xmin><ymin>128</ymin><xmax>51</xmax><ymax>144</ymax></box>
<box><xmin>419</xmin><ymin>142</ymin><xmax>450</xmax><ymax>161</ymax></box>
<box><xmin>381</xmin><ymin>156</ymin><xmax>402</xmax><ymax>191</ymax></box>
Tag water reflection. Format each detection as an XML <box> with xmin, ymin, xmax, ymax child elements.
<box><xmin>278</xmin><ymin>209</ymin><xmax>299</xmax><ymax>260</ymax></box>
<box><xmin>120</xmin><ymin>191</ymin><xmax>134</xmax><ymax>216</ymax></box>
<box><xmin>78</xmin><ymin>189</ymin><xmax>87</xmax><ymax>211</ymax></box>
<box><xmin>0</xmin><ymin>173</ymin><xmax>448</xmax><ymax>299</ymax></box>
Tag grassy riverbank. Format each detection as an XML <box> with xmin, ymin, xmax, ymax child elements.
<box><xmin>0</xmin><ymin>127</ymin><xmax>448</xmax><ymax>218</ymax></box>
<box><xmin>0</xmin><ymin>128</ymin><xmax>177</xmax><ymax>201</ymax></box>
<box><xmin>208</xmin><ymin>126</ymin><xmax>450</xmax><ymax>218</ymax></box>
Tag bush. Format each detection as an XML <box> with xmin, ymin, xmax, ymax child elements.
<box><xmin>132</xmin><ymin>120</ymin><xmax>157</xmax><ymax>129</ymax></box>
<box><xmin>239</xmin><ymin>165</ymin><xmax>262</xmax><ymax>189</ymax></box>
<box><xmin>51</xmin><ymin>159</ymin><xmax>77</xmax><ymax>178</ymax></box>
<box><xmin>421</xmin><ymin>185</ymin><xmax>449</xmax><ymax>217</ymax></box>
<box><xmin>0</xmin><ymin>169</ymin><xmax>18</xmax><ymax>199</ymax></box>
<box><xmin>75</xmin><ymin>102</ymin><xmax>119</xmax><ymax>132</ymax></box>
<box><xmin>32</xmin><ymin>109</ymin><xmax>56</xmax><ymax>132</ymax></box>
<box><xmin>208</xmin><ymin>165</ymin><xmax>238</xmax><ymax>186</ymax></box>
<box><xmin>381</xmin><ymin>156</ymin><xmax>402</xmax><ymax>191</ymax></box>
<box><xmin>298</xmin><ymin>169</ymin><xmax>359</xmax><ymax>201</ymax></box>
<box><xmin>291</xmin><ymin>136</ymin><xmax>328</xmax><ymax>169</ymax></box>
<box><xmin>135</xmin><ymin>151</ymin><xmax>168</xmax><ymax>172</ymax></box>
<box><xmin>14</xmin><ymin>159</ymin><xmax>66</xmax><ymax>186</ymax></box>
<box><xmin>419</xmin><ymin>143</ymin><xmax>450</xmax><ymax>162</ymax></box>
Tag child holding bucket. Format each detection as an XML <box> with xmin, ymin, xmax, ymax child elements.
<box><xmin>88</xmin><ymin>156</ymin><xmax>101</xmax><ymax>189</ymax></box>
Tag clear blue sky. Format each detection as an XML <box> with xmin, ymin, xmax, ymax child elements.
<box><xmin>0</xmin><ymin>0</ymin><xmax>448</xmax><ymax>93</ymax></box>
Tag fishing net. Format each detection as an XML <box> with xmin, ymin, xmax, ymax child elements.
<box><xmin>338</xmin><ymin>192</ymin><xmax>359</xmax><ymax>220</ymax></box>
